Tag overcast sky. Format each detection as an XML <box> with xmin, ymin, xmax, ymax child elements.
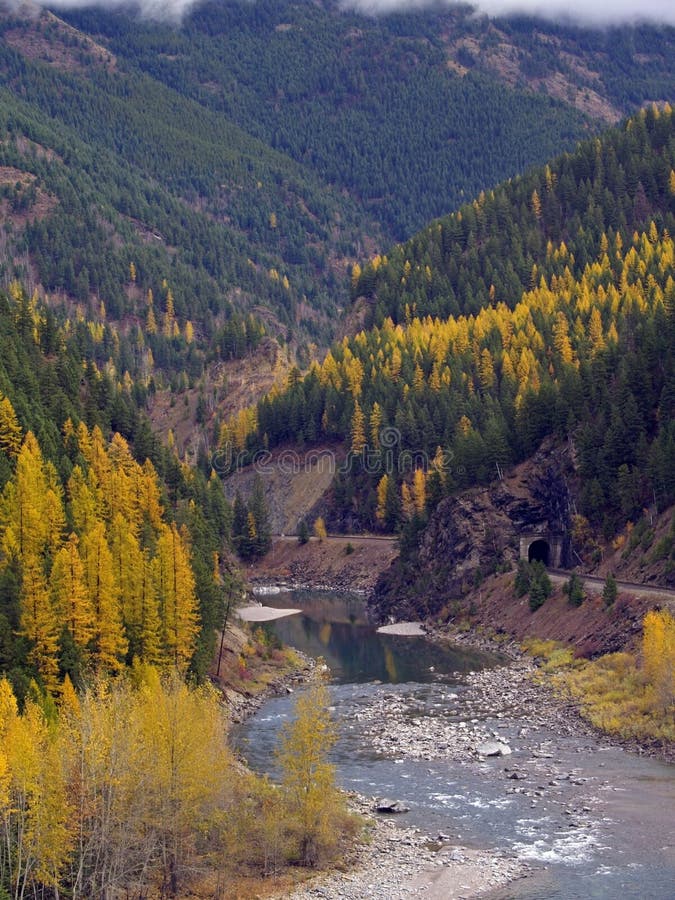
<box><xmin>31</xmin><ymin>0</ymin><xmax>675</xmax><ymax>27</ymax></box>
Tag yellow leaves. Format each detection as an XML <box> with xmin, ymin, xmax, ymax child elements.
<box><xmin>376</xmin><ymin>474</ymin><xmax>389</xmax><ymax>524</ymax></box>
<box><xmin>313</xmin><ymin>517</ymin><xmax>327</xmax><ymax>541</ymax></box>
<box><xmin>458</xmin><ymin>415</ymin><xmax>472</xmax><ymax>437</ymax></box>
<box><xmin>0</xmin><ymin>394</ymin><xmax>22</xmax><ymax>457</ymax></box>
<box><xmin>531</xmin><ymin>188</ymin><xmax>542</xmax><ymax>220</ymax></box>
<box><xmin>276</xmin><ymin>681</ymin><xmax>343</xmax><ymax>866</ymax></box>
<box><xmin>153</xmin><ymin>523</ymin><xmax>199</xmax><ymax>673</ymax></box>
<box><xmin>588</xmin><ymin>306</ymin><xmax>605</xmax><ymax>355</ymax></box>
<box><xmin>2</xmin><ymin>693</ymin><xmax>74</xmax><ymax>893</ymax></box>
<box><xmin>412</xmin><ymin>468</ymin><xmax>426</xmax><ymax>515</ymax></box>
<box><xmin>642</xmin><ymin>609</ymin><xmax>675</xmax><ymax>713</ymax></box>
<box><xmin>478</xmin><ymin>347</ymin><xmax>495</xmax><ymax>390</ymax></box>
<box><xmin>350</xmin><ymin>400</ymin><xmax>366</xmax><ymax>455</ymax></box>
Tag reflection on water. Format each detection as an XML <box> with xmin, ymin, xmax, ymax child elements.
<box><xmin>256</xmin><ymin>589</ymin><xmax>500</xmax><ymax>683</ymax></box>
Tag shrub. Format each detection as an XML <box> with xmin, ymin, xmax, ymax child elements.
<box><xmin>564</xmin><ymin>573</ymin><xmax>584</xmax><ymax>607</ymax></box>
<box><xmin>603</xmin><ymin>574</ymin><xmax>618</xmax><ymax>607</ymax></box>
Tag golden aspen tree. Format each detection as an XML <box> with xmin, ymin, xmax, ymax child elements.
<box><xmin>81</xmin><ymin>521</ymin><xmax>127</xmax><ymax>673</ymax></box>
<box><xmin>642</xmin><ymin>609</ymin><xmax>674</xmax><ymax>712</ymax></box>
<box><xmin>2</xmin><ymin>694</ymin><xmax>73</xmax><ymax>897</ymax></box>
<box><xmin>128</xmin><ymin>673</ymin><xmax>232</xmax><ymax>894</ymax></box>
<box><xmin>153</xmin><ymin>524</ymin><xmax>199</xmax><ymax>672</ymax></box>
<box><xmin>51</xmin><ymin>533</ymin><xmax>95</xmax><ymax>657</ymax></box>
<box><xmin>276</xmin><ymin>680</ymin><xmax>344</xmax><ymax>867</ymax></box>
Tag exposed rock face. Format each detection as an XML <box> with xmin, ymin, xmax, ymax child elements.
<box><xmin>372</xmin><ymin>440</ymin><xmax>574</xmax><ymax>621</ymax></box>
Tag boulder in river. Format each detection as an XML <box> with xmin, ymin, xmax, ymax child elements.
<box><xmin>375</xmin><ymin>798</ymin><xmax>410</xmax><ymax>814</ymax></box>
<box><xmin>476</xmin><ymin>740</ymin><xmax>512</xmax><ymax>757</ymax></box>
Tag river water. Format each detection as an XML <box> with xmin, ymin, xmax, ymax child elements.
<box><xmin>236</xmin><ymin>590</ymin><xmax>675</xmax><ymax>898</ymax></box>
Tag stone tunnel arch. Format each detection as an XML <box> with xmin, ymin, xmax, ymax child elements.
<box><xmin>528</xmin><ymin>539</ymin><xmax>551</xmax><ymax>566</ymax></box>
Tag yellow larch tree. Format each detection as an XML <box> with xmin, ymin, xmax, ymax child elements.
<box><xmin>80</xmin><ymin>521</ymin><xmax>127</xmax><ymax>673</ymax></box>
<box><xmin>412</xmin><ymin>468</ymin><xmax>426</xmax><ymax>515</ymax></box>
<box><xmin>20</xmin><ymin>554</ymin><xmax>60</xmax><ymax>692</ymax></box>
<box><xmin>350</xmin><ymin>400</ymin><xmax>366</xmax><ymax>455</ymax></box>
<box><xmin>0</xmin><ymin>432</ymin><xmax>63</xmax><ymax>560</ymax></box>
<box><xmin>0</xmin><ymin>394</ymin><xmax>22</xmax><ymax>458</ymax></box>
<box><xmin>153</xmin><ymin>524</ymin><xmax>199</xmax><ymax>672</ymax></box>
<box><xmin>376</xmin><ymin>474</ymin><xmax>389</xmax><ymax>524</ymax></box>
<box><xmin>369</xmin><ymin>401</ymin><xmax>383</xmax><ymax>450</ymax></box>
<box><xmin>51</xmin><ymin>533</ymin><xmax>95</xmax><ymax>659</ymax></box>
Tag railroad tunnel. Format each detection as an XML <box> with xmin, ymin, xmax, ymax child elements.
<box><xmin>527</xmin><ymin>538</ymin><xmax>551</xmax><ymax>566</ymax></box>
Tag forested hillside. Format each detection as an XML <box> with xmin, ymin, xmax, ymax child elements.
<box><xmin>228</xmin><ymin>108</ymin><xmax>675</xmax><ymax>547</ymax></box>
<box><xmin>0</xmin><ymin>0</ymin><xmax>672</xmax><ymax>382</ymax></box>
<box><xmin>0</xmin><ymin>283</ymin><xmax>236</xmax><ymax>701</ymax></box>
<box><xmin>61</xmin><ymin>1</ymin><xmax>675</xmax><ymax>240</ymax></box>
<box><xmin>60</xmin><ymin>0</ymin><xmax>593</xmax><ymax>240</ymax></box>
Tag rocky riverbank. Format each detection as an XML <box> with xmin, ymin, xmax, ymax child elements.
<box><xmin>282</xmin><ymin>795</ymin><xmax>531</xmax><ymax>900</ymax></box>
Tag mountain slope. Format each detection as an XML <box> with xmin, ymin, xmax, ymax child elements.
<box><xmin>229</xmin><ymin>108</ymin><xmax>674</xmax><ymax>548</ymax></box>
<box><xmin>62</xmin><ymin>0</ymin><xmax>597</xmax><ymax>240</ymax></box>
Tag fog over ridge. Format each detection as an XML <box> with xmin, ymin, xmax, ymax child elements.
<box><xmin>8</xmin><ymin>0</ymin><xmax>675</xmax><ymax>29</ymax></box>
<box><xmin>340</xmin><ymin>0</ymin><xmax>675</xmax><ymax>28</ymax></box>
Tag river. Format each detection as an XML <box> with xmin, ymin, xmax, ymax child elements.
<box><xmin>236</xmin><ymin>589</ymin><xmax>675</xmax><ymax>898</ymax></box>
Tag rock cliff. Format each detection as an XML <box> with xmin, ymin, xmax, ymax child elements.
<box><xmin>372</xmin><ymin>440</ymin><xmax>575</xmax><ymax>621</ymax></box>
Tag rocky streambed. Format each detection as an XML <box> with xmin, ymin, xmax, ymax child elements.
<box><xmin>284</xmin><ymin>800</ymin><xmax>530</xmax><ymax>899</ymax></box>
<box><xmin>238</xmin><ymin>590</ymin><xmax>675</xmax><ymax>899</ymax></box>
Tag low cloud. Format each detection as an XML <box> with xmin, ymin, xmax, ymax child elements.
<box><xmin>15</xmin><ymin>0</ymin><xmax>675</xmax><ymax>27</ymax></box>
<box><xmin>345</xmin><ymin>0</ymin><xmax>675</xmax><ymax>27</ymax></box>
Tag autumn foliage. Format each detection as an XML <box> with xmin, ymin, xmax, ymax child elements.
<box><xmin>0</xmin><ymin>422</ymin><xmax>200</xmax><ymax>691</ymax></box>
<box><xmin>0</xmin><ymin>670</ymin><xmax>355</xmax><ymax>897</ymax></box>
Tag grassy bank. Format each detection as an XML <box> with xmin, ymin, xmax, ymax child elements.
<box><xmin>523</xmin><ymin>609</ymin><xmax>675</xmax><ymax>751</ymax></box>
